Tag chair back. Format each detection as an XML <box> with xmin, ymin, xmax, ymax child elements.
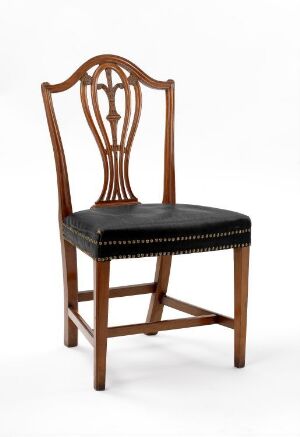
<box><xmin>42</xmin><ymin>55</ymin><xmax>175</xmax><ymax>219</ymax></box>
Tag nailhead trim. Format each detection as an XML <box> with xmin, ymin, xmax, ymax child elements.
<box><xmin>63</xmin><ymin>223</ymin><xmax>98</xmax><ymax>245</ymax></box>
<box><xmin>63</xmin><ymin>236</ymin><xmax>95</xmax><ymax>258</ymax></box>
<box><xmin>97</xmin><ymin>243</ymin><xmax>250</xmax><ymax>261</ymax></box>
<box><xmin>63</xmin><ymin>223</ymin><xmax>251</xmax><ymax>247</ymax></box>
<box><xmin>63</xmin><ymin>235</ymin><xmax>250</xmax><ymax>261</ymax></box>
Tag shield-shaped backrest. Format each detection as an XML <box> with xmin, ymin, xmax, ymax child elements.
<box><xmin>42</xmin><ymin>55</ymin><xmax>175</xmax><ymax>219</ymax></box>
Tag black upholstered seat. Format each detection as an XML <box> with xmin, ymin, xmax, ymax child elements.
<box><xmin>63</xmin><ymin>203</ymin><xmax>251</xmax><ymax>261</ymax></box>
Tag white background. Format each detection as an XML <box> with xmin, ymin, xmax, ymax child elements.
<box><xmin>0</xmin><ymin>1</ymin><xmax>300</xmax><ymax>436</ymax></box>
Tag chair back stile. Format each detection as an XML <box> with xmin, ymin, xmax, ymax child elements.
<box><xmin>41</xmin><ymin>54</ymin><xmax>176</xmax><ymax>222</ymax></box>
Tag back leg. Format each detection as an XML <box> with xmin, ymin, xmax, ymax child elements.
<box><xmin>146</xmin><ymin>255</ymin><xmax>172</xmax><ymax>335</ymax></box>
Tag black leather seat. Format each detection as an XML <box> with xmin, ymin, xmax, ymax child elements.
<box><xmin>63</xmin><ymin>203</ymin><xmax>251</xmax><ymax>261</ymax></box>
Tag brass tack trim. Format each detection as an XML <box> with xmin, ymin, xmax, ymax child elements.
<box><xmin>62</xmin><ymin>223</ymin><xmax>98</xmax><ymax>245</ymax></box>
<box><xmin>97</xmin><ymin>242</ymin><xmax>250</xmax><ymax>261</ymax></box>
<box><xmin>96</xmin><ymin>227</ymin><xmax>250</xmax><ymax>245</ymax></box>
<box><xmin>63</xmin><ymin>222</ymin><xmax>250</xmax><ymax>247</ymax></box>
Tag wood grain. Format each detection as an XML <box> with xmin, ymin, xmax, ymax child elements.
<box><xmin>78</xmin><ymin>282</ymin><xmax>156</xmax><ymax>301</ymax></box>
<box><xmin>68</xmin><ymin>308</ymin><xmax>94</xmax><ymax>346</ymax></box>
<box><xmin>42</xmin><ymin>54</ymin><xmax>174</xmax><ymax>209</ymax></box>
<box><xmin>61</xmin><ymin>240</ymin><xmax>78</xmax><ymax>347</ymax></box>
<box><xmin>108</xmin><ymin>314</ymin><xmax>217</xmax><ymax>338</ymax></box>
<box><xmin>162</xmin><ymin>295</ymin><xmax>234</xmax><ymax>329</ymax></box>
<box><xmin>42</xmin><ymin>55</ymin><xmax>250</xmax><ymax>391</ymax></box>
<box><xmin>234</xmin><ymin>246</ymin><xmax>250</xmax><ymax>368</ymax></box>
<box><xmin>146</xmin><ymin>255</ymin><xmax>172</xmax><ymax>335</ymax></box>
<box><xmin>94</xmin><ymin>260</ymin><xmax>110</xmax><ymax>391</ymax></box>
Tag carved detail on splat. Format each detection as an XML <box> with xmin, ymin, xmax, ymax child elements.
<box><xmin>43</xmin><ymin>54</ymin><xmax>175</xmax><ymax>220</ymax></box>
<box><xmin>80</xmin><ymin>63</ymin><xmax>142</xmax><ymax>206</ymax></box>
<box><xmin>81</xmin><ymin>73</ymin><xmax>92</xmax><ymax>85</ymax></box>
<box><xmin>128</xmin><ymin>73</ymin><xmax>138</xmax><ymax>86</ymax></box>
<box><xmin>97</xmin><ymin>69</ymin><xmax>124</xmax><ymax>149</ymax></box>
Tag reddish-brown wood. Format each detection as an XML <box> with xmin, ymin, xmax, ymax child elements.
<box><xmin>61</xmin><ymin>239</ymin><xmax>78</xmax><ymax>347</ymax></box>
<box><xmin>41</xmin><ymin>86</ymin><xmax>72</xmax><ymax>219</ymax></box>
<box><xmin>108</xmin><ymin>314</ymin><xmax>217</xmax><ymax>338</ymax></box>
<box><xmin>78</xmin><ymin>282</ymin><xmax>156</xmax><ymax>302</ymax></box>
<box><xmin>81</xmin><ymin>64</ymin><xmax>139</xmax><ymax>204</ymax></box>
<box><xmin>94</xmin><ymin>260</ymin><xmax>110</xmax><ymax>391</ymax></box>
<box><xmin>163</xmin><ymin>82</ymin><xmax>175</xmax><ymax>204</ymax></box>
<box><xmin>44</xmin><ymin>55</ymin><xmax>173</xmax><ymax>94</ymax></box>
<box><xmin>234</xmin><ymin>247</ymin><xmax>250</xmax><ymax>368</ymax></box>
<box><xmin>146</xmin><ymin>255</ymin><xmax>172</xmax><ymax>335</ymax></box>
<box><xmin>162</xmin><ymin>296</ymin><xmax>234</xmax><ymax>329</ymax></box>
<box><xmin>42</xmin><ymin>54</ymin><xmax>175</xmax><ymax>211</ymax></box>
<box><xmin>67</xmin><ymin>308</ymin><xmax>94</xmax><ymax>346</ymax></box>
<box><xmin>42</xmin><ymin>55</ymin><xmax>250</xmax><ymax>391</ymax></box>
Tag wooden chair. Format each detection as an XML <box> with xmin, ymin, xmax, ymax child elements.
<box><xmin>42</xmin><ymin>55</ymin><xmax>251</xmax><ymax>390</ymax></box>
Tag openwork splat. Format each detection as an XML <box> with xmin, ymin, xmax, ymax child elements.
<box><xmin>41</xmin><ymin>54</ymin><xmax>175</xmax><ymax>217</ymax></box>
<box><xmin>80</xmin><ymin>64</ymin><xmax>142</xmax><ymax>206</ymax></box>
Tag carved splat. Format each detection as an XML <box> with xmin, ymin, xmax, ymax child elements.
<box><xmin>42</xmin><ymin>54</ymin><xmax>175</xmax><ymax>216</ymax></box>
<box><xmin>80</xmin><ymin>64</ymin><xmax>141</xmax><ymax>206</ymax></box>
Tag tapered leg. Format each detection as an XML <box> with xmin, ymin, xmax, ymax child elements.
<box><xmin>61</xmin><ymin>239</ymin><xmax>78</xmax><ymax>347</ymax></box>
<box><xmin>146</xmin><ymin>255</ymin><xmax>172</xmax><ymax>335</ymax></box>
<box><xmin>94</xmin><ymin>260</ymin><xmax>110</xmax><ymax>391</ymax></box>
<box><xmin>234</xmin><ymin>246</ymin><xmax>250</xmax><ymax>368</ymax></box>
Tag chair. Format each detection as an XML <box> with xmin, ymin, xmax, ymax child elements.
<box><xmin>42</xmin><ymin>55</ymin><xmax>251</xmax><ymax>390</ymax></box>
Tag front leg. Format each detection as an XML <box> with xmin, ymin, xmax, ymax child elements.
<box><xmin>234</xmin><ymin>246</ymin><xmax>250</xmax><ymax>368</ymax></box>
<box><xmin>61</xmin><ymin>239</ymin><xmax>78</xmax><ymax>347</ymax></box>
<box><xmin>94</xmin><ymin>260</ymin><xmax>110</xmax><ymax>390</ymax></box>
